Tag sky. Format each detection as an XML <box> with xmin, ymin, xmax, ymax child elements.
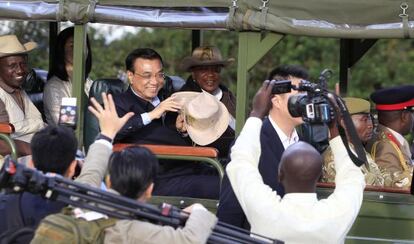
<box><xmin>0</xmin><ymin>21</ymin><xmax>141</xmax><ymax>44</ymax></box>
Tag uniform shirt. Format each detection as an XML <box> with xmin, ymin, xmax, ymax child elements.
<box><xmin>387</xmin><ymin>127</ymin><xmax>413</xmax><ymax>164</ymax></box>
<box><xmin>369</xmin><ymin>124</ymin><xmax>413</xmax><ymax>188</ymax></box>
<box><xmin>321</xmin><ymin>145</ymin><xmax>388</xmax><ymax>186</ymax></box>
<box><xmin>227</xmin><ymin>117</ymin><xmax>365</xmax><ymax>244</ymax></box>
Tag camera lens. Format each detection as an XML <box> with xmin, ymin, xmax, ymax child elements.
<box><xmin>288</xmin><ymin>94</ymin><xmax>307</xmax><ymax>118</ymax></box>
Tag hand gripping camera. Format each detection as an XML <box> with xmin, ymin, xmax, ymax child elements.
<box><xmin>272</xmin><ymin>79</ymin><xmax>334</xmax><ymax>124</ymax></box>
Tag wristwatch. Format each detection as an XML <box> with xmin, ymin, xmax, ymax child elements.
<box><xmin>95</xmin><ymin>133</ymin><xmax>113</xmax><ymax>144</ymax></box>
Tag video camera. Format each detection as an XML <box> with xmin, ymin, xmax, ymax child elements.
<box><xmin>271</xmin><ymin>69</ymin><xmax>367</xmax><ymax>167</ymax></box>
<box><xmin>272</xmin><ymin>79</ymin><xmax>334</xmax><ymax>124</ymax></box>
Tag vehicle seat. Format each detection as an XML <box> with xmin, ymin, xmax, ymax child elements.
<box><xmin>23</xmin><ymin>69</ymin><xmax>48</xmax><ymax>121</ymax></box>
<box><xmin>83</xmin><ymin>78</ymin><xmax>128</xmax><ymax>152</ymax></box>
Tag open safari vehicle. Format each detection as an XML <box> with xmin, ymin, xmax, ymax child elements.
<box><xmin>0</xmin><ymin>0</ymin><xmax>414</xmax><ymax>242</ymax></box>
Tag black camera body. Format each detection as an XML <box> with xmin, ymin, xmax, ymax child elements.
<box><xmin>271</xmin><ymin>79</ymin><xmax>334</xmax><ymax>124</ymax></box>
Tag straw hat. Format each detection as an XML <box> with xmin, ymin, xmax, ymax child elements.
<box><xmin>180</xmin><ymin>46</ymin><xmax>234</xmax><ymax>72</ymax></box>
<box><xmin>173</xmin><ymin>91</ymin><xmax>230</xmax><ymax>146</ymax></box>
<box><xmin>0</xmin><ymin>35</ymin><xmax>37</xmax><ymax>58</ymax></box>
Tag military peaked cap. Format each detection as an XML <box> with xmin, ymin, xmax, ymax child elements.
<box><xmin>343</xmin><ymin>97</ymin><xmax>370</xmax><ymax>114</ymax></box>
<box><xmin>370</xmin><ymin>85</ymin><xmax>414</xmax><ymax>111</ymax></box>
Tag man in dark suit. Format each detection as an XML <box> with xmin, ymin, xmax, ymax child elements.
<box><xmin>113</xmin><ymin>48</ymin><xmax>219</xmax><ymax>199</ymax></box>
<box><xmin>113</xmin><ymin>48</ymin><xmax>188</xmax><ymax>145</ymax></box>
<box><xmin>217</xmin><ymin>65</ymin><xmax>309</xmax><ymax>228</ymax></box>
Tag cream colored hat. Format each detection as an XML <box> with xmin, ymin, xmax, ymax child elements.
<box><xmin>181</xmin><ymin>91</ymin><xmax>230</xmax><ymax>146</ymax></box>
<box><xmin>0</xmin><ymin>35</ymin><xmax>37</xmax><ymax>58</ymax></box>
<box><xmin>170</xmin><ymin>91</ymin><xmax>200</xmax><ymax>107</ymax></box>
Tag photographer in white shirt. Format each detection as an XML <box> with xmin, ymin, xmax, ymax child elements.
<box><xmin>226</xmin><ymin>80</ymin><xmax>365</xmax><ymax>244</ymax></box>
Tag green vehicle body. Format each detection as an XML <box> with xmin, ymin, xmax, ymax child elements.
<box><xmin>0</xmin><ymin>1</ymin><xmax>414</xmax><ymax>242</ymax></box>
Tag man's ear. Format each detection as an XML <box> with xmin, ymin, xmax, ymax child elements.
<box><xmin>127</xmin><ymin>70</ymin><xmax>134</xmax><ymax>84</ymax></box>
<box><xmin>27</xmin><ymin>159</ymin><xmax>35</xmax><ymax>169</ymax></box>
<box><xmin>402</xmin><ymin>110</ymin><xmax>411</xmax><ymax>122</ymax></box>
<box><xmin>278</xmin><ymin>168</ymin><xmax>284</xmax><ymax>184</ymax></box>
<box><xmin>105</xmin><ymin>174</ymin><xmax>112</xmax><ymax>189</ymax></box>
<box><xmin>141</xmin><ymin>183</ymin><xmax>154</xmax><ymax>202</ymax></box>
<box><xmin>271</xmin><ymin>95</ymin><xmax>280</xmax><ymax>108</ymax></box>
<box><xmin>65</xmin><ymin>160</ymin><xmax>77</xmax><ymax>178</ymax></box>
<box><xmin>339</xmin><ymin>118</ymin><xmax>345</xmax><ymax>128</ymax></box>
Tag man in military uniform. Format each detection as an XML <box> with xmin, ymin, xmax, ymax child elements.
<box><xmin>322</xmin><ymin>97</ymin><xmax>386</xmax><ymax>186</ymax></box>
<box><xmin>367</xmin><ymin>85</ymin><xmax>414</xmax><ymax>188</ymax></box>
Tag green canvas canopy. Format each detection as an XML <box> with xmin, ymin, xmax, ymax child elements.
<box><xmin>0</xmin><ymin>0</ymin><xmax>413</xmax><ymax>38</ymax></box>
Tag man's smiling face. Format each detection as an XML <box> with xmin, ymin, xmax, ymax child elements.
<box><xmin>0</xmin><ymin>55</ymin><xmax>28</xmax><ymax>88</ymax></box>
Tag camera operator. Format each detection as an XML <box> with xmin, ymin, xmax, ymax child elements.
<box><xmin>32</xmin><ymin>93</ymin><xmax>217</xmax><ymax>243</ymax></box>
<box><xmin>217</xmin><ymin>65</ymin><xmax>309</xmax><ymax>228</ymax></box>
<box><xmin>226</xmin><ymin>80</ymin><xmax>365</xmax><ymax>243</ymax></box>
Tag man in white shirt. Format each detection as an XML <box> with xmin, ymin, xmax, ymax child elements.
<box><xmin>0</xmin><ymin>35</ymin><xmax>45</xmax><ymax>157</ymax></box>
<box><xmin>227</xmin><ymin>80</ymin><xmax>365</xmax><ymax>243</ymax></box>
<box><xmin>217</xmin><ymin>65</ymin><xmax>308</xmax><ymax>228</ymax></box>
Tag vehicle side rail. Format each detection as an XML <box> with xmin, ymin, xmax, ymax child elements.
<box><xmin>317</xmin><ymin>182</ymin><xmax>411</xmax><ymax>194</ymax></box>
<box><xmin>113</xmin><ymin>143</ymin><xmax>224</xmax><ymax>181</ymax></box>
<box><xmin>0</xmin><ymin>123</ymin><xmax>17</xmax><ymax>160</ymax></box>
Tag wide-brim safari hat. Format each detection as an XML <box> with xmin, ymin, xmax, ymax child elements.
<box><xmin>179</xmin><ymin>91</ymin><xmax>230</xmax><ymax>146</ymax></box>
<box><xmin>180</xmin><ymin>46</ymin><xmax>235</xmax><ymax>72</ymax></box>
<box><xmin>171</xmin><ymin>91</ymin><xmax>200</xmax><ymax>107</ymax></box>
<box><xmin>0</xmin><ymin>35</ymin><xmax>37</xmax><ymax>58</ymax></box>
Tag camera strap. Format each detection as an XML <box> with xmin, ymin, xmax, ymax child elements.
<box><xmin>336</xmin><ymin>98</ymin><xmax>368</xmax><ymax>167</ymax></box>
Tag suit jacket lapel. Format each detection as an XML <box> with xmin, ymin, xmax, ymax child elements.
<box><xmin>258</xmin><ymin>117</ymin><xmax>285</xmax><ymax>194</ymax></box>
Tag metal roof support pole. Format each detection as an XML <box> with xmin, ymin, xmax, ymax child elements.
<box><xmin>339</xmin><ymin>39</ymin><xmax>377</xmax><ymax>96</ymax></box>
<box><xmin>236</xmin><ymin>31</ymin><xmax>285</xmax><ymax>134</ymax></box>
<box><xmin>48</xmin><ymin>22</ymin><xmax>59</xmax><ymax>72</ymax></box>
<box><xmin>72</xmin><ymin>24</ymin><xmax>88</xmax><ymax>147</ymax></box>
<box><xmin>191</xmin><ymin>30</ymin><xmax>203</xmax><ymax>51</ymax></box>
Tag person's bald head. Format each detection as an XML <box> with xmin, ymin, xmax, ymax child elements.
<box><xmin>278</xmin><ymin>141</ymin><xmax>322</xmax><ymax>193</ymax></box>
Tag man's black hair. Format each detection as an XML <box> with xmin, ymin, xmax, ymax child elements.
<box><xmin>125</xmin><ymin>48</ymin><xmax>164</xmax><ymax>72</ymax></box>
<box><xmin>108</xmin><ymin>146</ymin><xmax>159</xmax><ymax>199</ymax></box>
<box><xmin>268</xmin><ymin>64</ymin><xmax>309</xmax><ymax>80</ymax></box>
<box><xmin>31</xmin><ymin>126</ymin><xmax>78</xmax><ymax>175</ymax></box>
<box><xmin>47</xmin><ymin>26</ymin><xmax>92</xmax><ymax>81</ymax></box>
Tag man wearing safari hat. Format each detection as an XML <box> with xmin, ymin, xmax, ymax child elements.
<box><xmin>0</xmin><ymin>35</ymin><xmax>45</xmax><ymax>157</ymax></box>
<box><xmin>176</xmin><ymin>46</ymin><xmax>235</xmax><ymax>158</ymax></box>
<box><xmin>367</xmin><ymin>85</ymin><xmax>414</xmax><ymax>188</ymax></box>
<box><xmin>321</xmin><ymin>97</ymin><xmax>387</xmax><ymax>186</ymax></box>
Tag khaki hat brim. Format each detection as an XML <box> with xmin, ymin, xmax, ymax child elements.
<box><xmin>171</xmin><ymin>91</ymin><xmax>201</xmax><ymax>107</ymax></box>
<box><xmin>0</xmin><ymin>41</ymin><xmax>37</xmax><ymax>58</ymax></box>
<box><xmin>180</xmin><ymin>57</ymin><xmax>235</xmax><ymax>72</ymax></box>
<box><xmin>185</xmin><ymin>102</ymin><xmax>230</xmax><ymax>146</ymax></box>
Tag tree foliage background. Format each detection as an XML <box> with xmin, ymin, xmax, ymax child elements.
<box><xmin>2</xmin><ymin>21</ymin><xmax>414</xmax><ymax>103</ymax></box>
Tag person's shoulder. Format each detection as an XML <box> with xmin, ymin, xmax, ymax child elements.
<box><xmin>109</xmin><ymin>218</ymin><xmax>176</xmax><ymax>239</ymax></box>
<box><xmin>44</xmin><ymin>76</ymin><xmax>68</xmax><ymax>91</ymax></box>
<box><xmin>112</xmin><ymin>89</ymin><xmax>132</xmax><ymax>103</ymax></box>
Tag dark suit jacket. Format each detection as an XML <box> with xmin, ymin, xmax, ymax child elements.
<box><xmin>113</xmin><ymin>87</ymin><xmax>189</xmax><ymax>146</ymax></box>
<box><xmin>217</xmin><ymin>117</ymin><xmax>285</xmax><ymax>228</ymax></box>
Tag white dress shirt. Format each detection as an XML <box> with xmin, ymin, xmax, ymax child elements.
<box><xmin>268</xmin><ymin>116</ymin><xmax>299</xmax><ymax>149</ymax></box>
<box><xmin>226</xmin><ymin>117</ymin><xmax>365</xmax><ymax>244</ymax></box>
